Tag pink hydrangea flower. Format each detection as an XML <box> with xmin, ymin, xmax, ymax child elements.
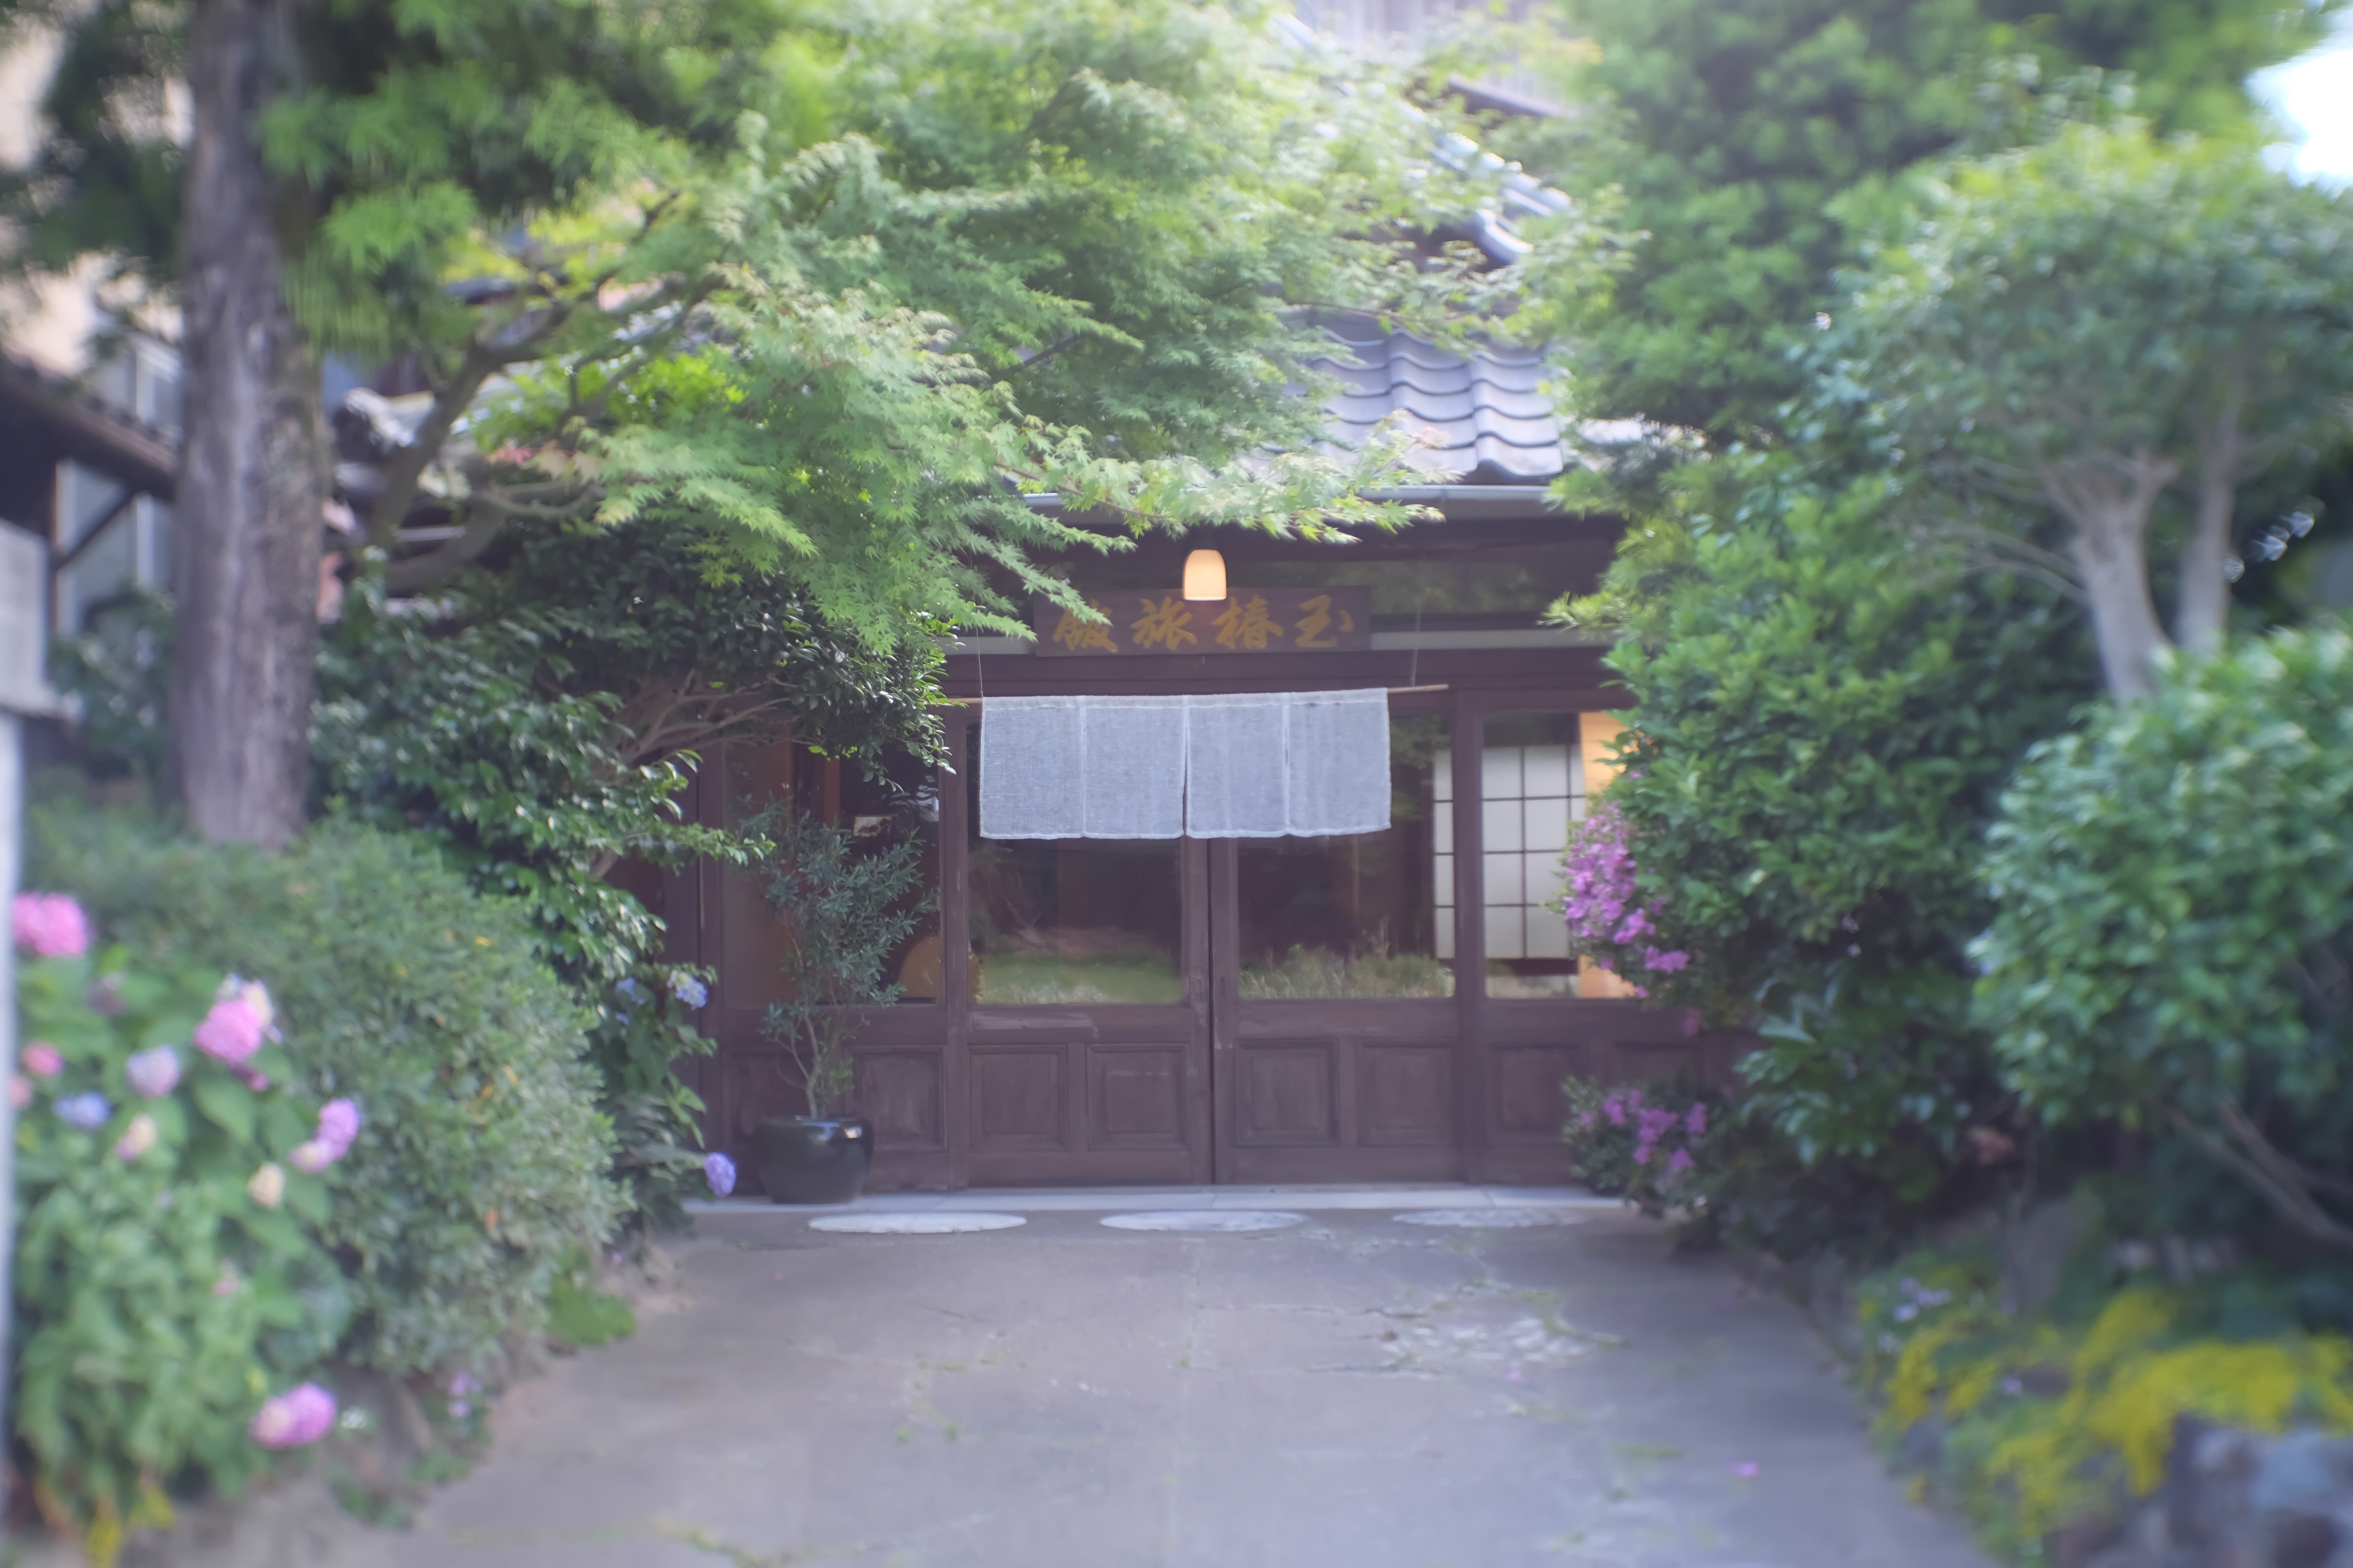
<box><xmin>317</xmin><ymin>1099</ymin><xmax>360</xmax><ymax>1152</ymax></box>
<box><xmin>250</xmin><ymin>1383</ymin><xmax>337</xmax><ymax>1448</ymax></box>
<box><xmin>293</xmin><ymin>1098</ymin><xmax>362</xmax><ymax>1173</ymax></box>
<box><xmin>20</xmin><ymin>1043</ymin><xmax>61</xmax><ymax>1077</ymax></box>
<box><xmin>196</xmin><ymin>996</ymin><xmax>266</xmax><ymax>1067</ymax></box>
<box><xmin>9</xmin><ymin>1075</ymin><xmax>29</xmax><ymax>1110</ymax></box>
<box><xmin>12</xmin><ymin>893</ymin><xmax>89</xmax><ymax>958</ymax></box>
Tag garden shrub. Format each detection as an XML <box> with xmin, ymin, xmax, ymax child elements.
<box><xmin>1559</xmin><ymin>458</ymin><xmax>2089</xmax><ymax>1257</ymax></box>
<box><xmin>1974</xmin><ymin>624</ymin><xmax>2353</xmax><ymax>1254</ymax></box>
<box><xmin>27</xmin><ymin>798</ymin><xmax>619</xmax><ymax>1377</ymax></box>
<box><xmin>12</xmin><ymin>900</ymin><xmax>354</xmax><ymax>1563</ymax></box>
<box><xmin>1561</xmin><ymin>1074</ymin><xmax>1717</xmax><ymax>1205</ymax></box>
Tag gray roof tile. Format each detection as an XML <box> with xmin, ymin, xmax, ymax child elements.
<box><xmin>1308</xmin><ymin>317</ymin><xmax>1565</xmax><ymax>482</ymax></box>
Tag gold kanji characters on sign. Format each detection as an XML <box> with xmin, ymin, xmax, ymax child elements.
<box><xmin>1130</xmin><ymin>594</ymin><xmax>1199</xmax><ymax>650</ymax></box>
<box><xmin>1294</xmin><ymin>592</ymin><xmax>1354</xmax><ymax>649</ymax></box>
<box><xmin>1050</xmin><ymin>601</ymin><xmax>1118</xmax><ymax>653</ymax></box>
<box><xmin>1212</xmin><ymin>593</ymin><xmax>1277</xmax><ymax>651</ymax></box>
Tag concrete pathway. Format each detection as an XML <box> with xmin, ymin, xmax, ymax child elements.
<box><xmin>383</xmin><ymin>1190</ymin><xmax>1992</xmax><ymax>1568</ymax></box>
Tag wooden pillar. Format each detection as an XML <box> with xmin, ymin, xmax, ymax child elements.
<box><xmin>939</xmin><ymin>715</ymin><xmax>972</xmax><ymax>1189</ymax></box>
<box><xmin>1449</xmin><ymin>699</ymin><xmax>1487</xmax><ymax>1183</ymax></box>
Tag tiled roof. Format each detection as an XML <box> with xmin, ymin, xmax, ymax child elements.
<box><xmin>1309</xmin><ymin>316</ymin><xmax>1564</xmax><ymax>483</ymax></box>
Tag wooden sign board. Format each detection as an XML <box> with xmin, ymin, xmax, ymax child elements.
<box><xmin>1031</xmin><ymin>587</ymin><xmax>1372</xmax><ymax>657</ymax></box>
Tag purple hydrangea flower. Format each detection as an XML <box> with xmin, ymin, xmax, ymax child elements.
<box><xmin>55</xmin><ymin>1091</ymin><xmax>110</xmax><ymax>1130</ymax></box>
<box><xmin>704</xmin><ymin>1151</ymin><xmax>737</xmax><ymax>1198</ymax></box>
<box><xmin>125</xmin><ymin>1045</ymin><xmax>180</xmax><ymax>1100</ymax></box>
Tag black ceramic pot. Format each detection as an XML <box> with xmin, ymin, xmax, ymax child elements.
<box><xmin>753</xmin><ymin>1115</ymin><xmax>872</xmax><ymax>1205</ymax></box>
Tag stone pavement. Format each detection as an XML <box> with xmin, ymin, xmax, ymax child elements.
<box><xmin>373</xmin><ymin>1190</ymin><xmax>1993</xmax><ymax>1568</ymax></box>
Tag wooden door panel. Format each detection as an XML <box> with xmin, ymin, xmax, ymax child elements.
<box><xmin>1237</xmin><ymin>1045</ymin><xmax>1339</xmax><ymax>1145</ymax></box>
<box><xmin>858</xmin><ymin>1053</ymin><xmax>945</xmax><ymax>1152</ymax></box>
<box><xmin>1491</xmin><ymin>1046</ymin><xmax>1577</xmax><ymax>1140</ymax></box>
<box><xmin>972</xmin><ymin>1049</ymin><xmax>1066</xmax><ymax>1151</ymax></box>
<box><xmin>1089</xmin><ymin>1047</ymin><xmax>1186</xmax><ymax>1147</ymax></box>
<box><xmin>1360</xmin><ymin>1045</ymin><xmax>1454</xmax><ymax>1145</ymax></box>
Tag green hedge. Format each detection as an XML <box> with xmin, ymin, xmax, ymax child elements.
<box><xmin>28</xmin><ymin>800</ymin><xmax>619</xmax><ymax>1375</ymax></box>
<box><xmin>1974</xmin><ymin>625</ymin><xmax>2353</xmax><ymax>1245</ymax></box>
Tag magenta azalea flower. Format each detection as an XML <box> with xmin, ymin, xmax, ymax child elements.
<box><xmin>1668</xmin><ymin>1147</ymin><xmax>1695</xmax><ymax>1174</ymax></box>
<box><xmin>250</xmin><ymin>1383</ymin><xmax>337</xmax><ymax>1448</ymax></box>
<box><xmin>11</xmin><ymin>893</ymin><xmax>89</xmax><ymax>958</ymax></box>
<box><xmin>1642</xmin><ymin>946</ymin><xmax>1690</xmax><ymax>974</ymax></box>
<box><xmin>1686</xmin><ymin>1103</ymin><xmax>1708</xmax><ymax>1137</ymax></box>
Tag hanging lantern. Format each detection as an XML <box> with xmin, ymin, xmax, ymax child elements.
<box><xmin>1182</xmin><ymin>549</ymin><xmax>1227</xmax><ymax>601</ymax></box>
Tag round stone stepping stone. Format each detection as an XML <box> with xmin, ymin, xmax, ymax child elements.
<box><xmin>1100</xmin><ymin>1210</ymin><xmax>1307</xmax><ymax>1233</ymax></box>
<box><xmin>1392</xmin><ymin>1208</ymin><xmax>1588</xmax><ymax>1228</ymax></box>
<box><xmin>808</xmin><ymin>1212</ymin><xmax>1026</xmax><ymax>1234</ymax></box>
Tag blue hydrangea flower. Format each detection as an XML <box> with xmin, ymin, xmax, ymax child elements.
<box><xmin>55</xmin><ymin>1091</ymin><xmax>111</xmax><ymax>1130</ymax></box>
<box><xmin>614</xmin><ymin>977</ymin><xmax>644</xmax><ymax>1004</ymax></box>
<box><xmin>704</xmin><ymin>1151</ymin><xmax>737</xmax><ymax>1198</ymax></box>
<box><xmin>671</xmin><ymin>975</ymin><xmax>709</xmax><ymax>1009</ymax></box>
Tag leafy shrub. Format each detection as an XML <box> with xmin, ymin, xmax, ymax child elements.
<box><xmin>28</xmin><ymin>799</ymin><xmax>619</xmax><ymax>1377</ymax></box>
<box><xmin>587</xmin><ymin>967</ymin><xmax>718</xmax><ymax>1232</ymax></box>
<box><xmin>11</xmin><ymin>907</ymin><xmax>353</xmax><ymax>1563</ymax></box>
<box><xmin>1975</xmin><ymin>625</ymin><xmax>2353</xmax><ymax>1256</ymax></box>
<box><xmin>1555</xmin><ymin>458</ymin><xmax>2088</xmax><ymax>1256</ymax></box>
<box><xmin>747</xmin><ymin>804</ymin><xmax>929</xmax><ymax>1117</ymax></box>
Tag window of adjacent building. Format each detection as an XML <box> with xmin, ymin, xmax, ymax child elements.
<box><xmin>1235</xmin><ymin>713</ymin><xmax>1451</xmax><ymax>999</ymax></box>
<box><xmin>54</xmin><ymin>462</ymin><xmax>173</xmax><ymax>633</ymax></box>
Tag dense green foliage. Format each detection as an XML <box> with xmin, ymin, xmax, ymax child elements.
<box><xmin>1837</xmin><ymin>124</ymin><xmax>2353</xmax><ymax>695</ymax></box>
<box><xmin>1975</xmin><ymin>625</ymin><xmax>2353</xmax><ymax>1254</ymax></box>
<box><xmin>29</xmin><ymin>803</ymin><xmax>618</xmax><ymax>1375</ymax></box>
<box><xmin>12</xmin><ymin>942</ymin><xmax>349</xmax><ymax>1559</ymax></box>
<box><xmin>1530</xmin><ymin>0</ymin><xmax>2332</xmax><ymax>442</ymax></box>
<box><xmin>747</xmin><ymin>804</ymin><xmax>929</xmax><ymax>1118</ymax></box>
<box><xmin>7</xmin><ymin>0</ymin><xmax>1507</xmax><ymax>636</ymax></box>
<box><xmin>1562</xmin><ymin>460</ymin><xmax>2091</xmax><ymax>1252</ymax></box>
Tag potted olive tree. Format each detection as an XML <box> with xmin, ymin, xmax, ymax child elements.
<box><xmin>746</xmin><ymin>802</ymin><xmax>928</xmax><ymax>1203</ymax></box>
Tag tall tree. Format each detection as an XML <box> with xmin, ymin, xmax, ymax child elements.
<box><xmin>1527</xmin><ymin>0</ymin><xmax>2339</xmax><ymax>446</ymax></box>
<box><xmin>171</xmin><ymin>0</ymin><xmax>324</xmax><ymax>846</ymax></box>
<box><xmin>1837</xmin><ymin>125</ymin><xmax>2353</xmax><ymax>698</ymax></box>
<box><xmin>5</xmin><ymin>0</ymin><xmax>1508</xmax><ymax>840</ymax></box>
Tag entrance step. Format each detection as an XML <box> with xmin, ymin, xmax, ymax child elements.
<box><xmin>687</xmin><ymin>1183</ymin><xmax>1616</xmax><ymax>1215</ymax></box>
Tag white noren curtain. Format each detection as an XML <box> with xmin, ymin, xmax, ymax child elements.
<box><xmin>979</xmin><ymin>690</ymin><xmax>1390</xmax><ymax>840</ymax></box>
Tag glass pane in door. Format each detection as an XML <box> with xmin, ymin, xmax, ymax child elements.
<box><xmin>965</xmin><ymin>734</ymin><xmax>1184</xmax><ymax>1004</ymax></box>
<box><xmin>1234</xmin><ymin>713</ymin><xmax>1453</xmax><ymax>998</ymax></box>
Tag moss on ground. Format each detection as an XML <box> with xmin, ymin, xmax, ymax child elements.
<box><xmin>1855</xmin><ymin>1241</ymin><xmax>2353</xmax><ymax>1560</ymax></box>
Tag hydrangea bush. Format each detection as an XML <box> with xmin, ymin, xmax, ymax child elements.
<box><xmin>28</xmin><ymin>805</ymin><xmax>618</xmax><ymax>1379</ymax></box>
<box><xmin>12</xmin><ymin>894</ymin><xmax>351</xmax><ymax>1564</ymax></box>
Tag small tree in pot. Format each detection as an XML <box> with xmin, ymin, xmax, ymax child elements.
<box><xmin>746</xmin><ymin>802</ymin><xmax>929</xmax><ymax>1202</ymax></box>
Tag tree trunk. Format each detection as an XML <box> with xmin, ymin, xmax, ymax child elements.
<box><xmin>171</xmin><ymin>0</ymin><xmax>324</xmax><ymax>847</ymax></box>
<box><xmin>2043</xmin><ymin>452</ymin><xmax>2176</xmax><ymax>701</ymax></box>
<box><xmin>2178</xmin><ymin>372</ymin><xmax>2247</xmax><ymax>657</ymax></box>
